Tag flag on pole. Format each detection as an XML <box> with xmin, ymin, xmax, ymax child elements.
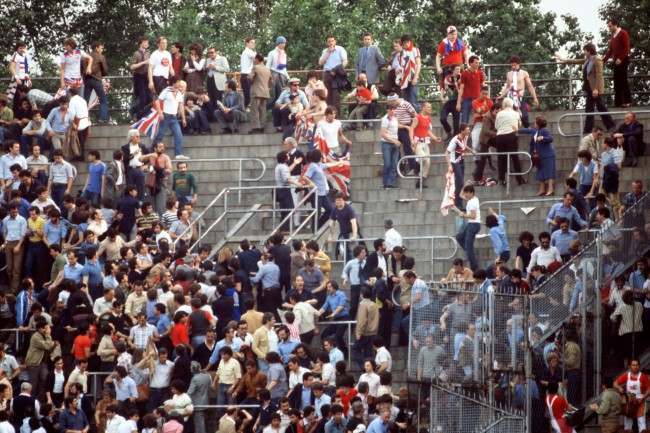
<box><xmin>131</xmin><ymin>109</ymin><xmax>160</xmax><ymax>140</ymax></box>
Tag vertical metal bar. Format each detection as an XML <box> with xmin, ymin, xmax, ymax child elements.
<box><xmin>595</xmin><ymin>233</ymin><xmax>603</xmax><ymax>393</ymax></box>
<box><xmin>314</xmin><ymin>194</ymin><xmax>318</xmax><ymax>235</ymax></box>
<box><xmin>580</xmin><ymin>266</ymin><xmax>588</xmax><ymax>402</ymax></box>
<box><xmin>238</xmin><ymin>160</ymin><xmax>243</xmax><ymax>204</ymax></box>
<box><xmin>15</xmin><ymin>330</ymin><xmax>19</xmax><ymax>352</ymax></box>
<box><xmin>487</xmin><ymin>66</ymin><xmax>492</xmax><ymax>97</ymax></box>
<box><xmin>568</xmin><ymin>76</ymin><xmax>574</xmax><ymax>110</ymax></box>
<box><xmin>473</xmin><ymin>326</ymin><xmax>479</xmax><ymax>382</ymax></box>
<box><xmin>579</xmin><ymin>114</ymin><xmax>584</xmax><ymax>138</ymax></box>
<box><xmin>419</xmin><ymin>158</ymin><xmax>423</xmax><ymax>197</ymax></box>
<box><xmin>524</xmin><ymin>295</ymin><xmax>532</xmax><ymax>433</ymax></box>
<box><xmin>272</xmin><ymin>187</ymin><xmax>277</xmax><ymax>230</ymax></box>
<box><xmin>347</xmin><ymin>323</ymin><xmax>352</xmax><ymax>367</ymax></box>
<box><xmin>430</xmin><ymin>237</ymin><xmax>434</xmax><ymax>282</ymax></box>
<box><xmin>224</xmin><ymin>190</ymin><xmax>229</xmax><ymax>237</ymax></box>
<box><xmin>510</xmin><ymin>316</ymin><xmax>516</xmax><ymax>369</ymax></box>
<box><xmin>407</xmin><ymin>297</ymin><xmax>414</xmax><ymax>377</ymax></box>
<box><xmin>506</xmin><ymin>153</ymin><xmax>511</xmax><ymax>196</ymax></box>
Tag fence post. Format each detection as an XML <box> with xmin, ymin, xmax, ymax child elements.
<box><xmin>595</xmin><ymin>232</ymin><xmax>603</xmax><ymax>393</ymax></box>
<box><xmin>238</xmin><ymin>160</ymin><xmax>243</xmax><ymax>204</ymax></box>
<box><xmin>347</xmin><ymin>322</ymin><xmax>352</xmax><ymax>367</ymax></box>
<box><xmin>506</xmin><ymin>155</ymin><xmax>511</xmax><ymax>197</ymax></box>
<box><xmin>580</xmin><ymin>266</ymin><xmax>588</xmax><ymax>403</ymax></box>
<box><xmin>272</xmin><ymin>187</ymin><xmax>277</xmax><ymax>230</ymax></box>
<box><xmin>524</xmin><ymin>296</ymin><xmax>532</xmax><ymax>433</ymax></box>
<box><xmin>430</xmin><ymin>238</ymin><xmax>434</xmax><ymax>282</ymax></box>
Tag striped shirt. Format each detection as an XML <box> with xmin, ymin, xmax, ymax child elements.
<box><xmin>394</xmin><ymin>100</ymin><xmax>416</xmax><ymax>125</ymax></box>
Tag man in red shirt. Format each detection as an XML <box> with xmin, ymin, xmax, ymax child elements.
<box><xmin>546</xmin><ymin>381</ymin><xmax>576</xmax><ymax>433</ymax></box>
<box><xmin>470</xmin><ymin>86</ymin><xmax>493</xmax><ymax>151</ymax></box>
<box><xmin>614</xmin><ymin>359</ymin><xmax>649</xmax><ymax>432</ymax></box>
<box><xmin>603</xmin><ymin>17</ymin><xmax>631</xmax><ymax>107</ymax></box>
<box><xmin>457</xmin><ymin>56</ymin><xmax>485</xmax><ymax>125</ymax></box>
<box><xmin>435</xmin><ymin>25</ymin><xmax>468</xmax><ymax>75</ymax></box>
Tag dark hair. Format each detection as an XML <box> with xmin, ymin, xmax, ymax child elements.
<box><xmin>547</xmin><ymin>381</ymin><xmax>559</xmax><ymax>394</ymax></box>
<box><xmin>535</xmin><ymin>116</ymin><xmax>547</xmax><ymax>128</ymax></box>
<box><xmin>577</xmin><ymin>150</ymin><xmax>592</xmax><ymax>161</ymax></box>
<box><xmin>565</xmin><ymin>177</ymin><xmax>577</xmax><ymax>189</ymax></box>
<box><xmin>468</xmin><ymin>55</ymin><xmax>479</xmax><ymax>63</ymax></box>
<box><xmin>509</xmin><ymin>55</ymin><xmax>522</xmax><ymax>64</ymax></box>
<box><xmin>373</xmin><ymin>238</ymin><xmax>384</xmax><ymax>251</ymax></box>
<box><xmin>462</xmin><ymin>184</ymin><xmax>475</xmax><ymax>194</ymax></box>
<box><xmin>538</xmin><ymin>231</ymin><xmax>551</xmax><ymax>241</ymax></box>
<box><xmin>583</xmin><ymin>43</ymin><xmax>597</xmax><ymax>55</ymax></box>
<box><xmin>519</xmin><ymin>231</ymin><xmax>534</xmax><ymax>243</ymax></box>
<box><xmin>485</xmin><ymin>214</ymin><xmax>498</xmax><ymax>228</ymax></box>
<box><xmin>254</xmin><ymin>53</ymin><xmax>264</xmax><ymax>62</ymax></box>
<box><xmin>607</xmin><ymin>17</ymin><xmax>619</xmax><ymax>26</ymax></box>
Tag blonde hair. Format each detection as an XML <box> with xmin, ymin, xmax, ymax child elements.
<box><xmin>217</xmin><ymin>246</ymin><xmax>233</xmax><ymax>264</ymax></box>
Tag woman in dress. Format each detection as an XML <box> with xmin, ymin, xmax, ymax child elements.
<box><xmin>494</xmin><ymin>97</ymin><xmax>525</xmax><ymax>186</ymax></box>
<box><xmin>521</xmin><ymin>116</ymin><xmax>556</xmax><ymax>196</ymax></box>
<box><xmin>183</xmin><ymin>43</ymin><xmax>205</xmax><ymax>93</ymax></box>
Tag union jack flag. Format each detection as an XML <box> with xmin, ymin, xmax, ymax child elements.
<box><xmin>131</xmin><ymin>108</ymin><xmax>160</xmax><ymax>140</ymax></box>
<box><xmin>312</xmin><ymin>125</ymin><xmax>351</xmax><ymax>199</ymax></box>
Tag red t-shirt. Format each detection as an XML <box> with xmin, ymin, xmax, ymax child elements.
<box><xmin>356</xmin><ymin>87</ymin><xmax>372</xmax><ymax>102</ymax></box>
<box><xmin>72</xmin><ymin>334</ymin><xmax>91</xmax><ymax>360</ymax></box>
<box><xmin>336</xmin><ymin>387</ymin><xmax>358</xmax><ymax>414</ymax></box>
<box><xmin>471</xmin><ymin>97</ymin><xmax>493</xmax><ymax>122</ymax></box>
<box><xmin>437</xmin><ymin>40</ymin><xmax>466</xmax><ymax>66</ymax></box>
<box><xmin>546</xmin><ymin>394</ymin><xmax>568</xmax><ymax>420</ymax></box>
<box><xmin>414</xmin><ymin>114</ymin><xmax>431</xmax><ymax>138</ymax></box>
<box><xmin>461</xmin><ymin>69</ymin><xmax>485</xmax><ymax>100</ymax></box>
<box><xmin>615</xmin><ymin>371</ymin><xmax>650</xmax><ymax>394</ymax></box>
<box><xmin>170</xmin><ymin>322</ymin><xmax>190</xmax><ymax>346</ymax></box>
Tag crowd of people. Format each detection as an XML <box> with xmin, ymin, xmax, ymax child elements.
<box><xmin>0</xmin><ymin>14</ymin><xmax>647</xmax><ymax>433</ymax></box>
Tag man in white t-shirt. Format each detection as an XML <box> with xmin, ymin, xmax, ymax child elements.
<box><xmin>67</xmin><ymin>87</ymin><xmax>91</xmax><ymax>159</ymax></box>
<box><xmin>316</xmin><ymin>106</ymin><xmax>351</xmax><ymax>156</ymax></box>
<box><xmin>153</xmin><ymin>80</ymin><xmax>188</xmax><ymax>159</ymax></box>
<box><xmin>379</xmin><ymin>101</ymin><xmax>402</xmax><ymax>189</ymax></box>
<box><xmin>148</xmin><ymin>36</ymin><xmax>174</xmax><ymax>94</ymax></box>
<box><xmin>240</xmin><ymin>37</ymin><xmax>256</xmax><ymax>108</ymax></box>
<box><xmin>59</xmin><ymin>38</ymin><xmax>92</xmax><ymax>91</ymax></box>
<box><xmin>9</xmin><ymin>41</ymin><xmax>30</xmax><ymax>86</ymax></box>
<box><xmin>116</xmin><ymin>408</ymin><xmax>138</xmax><ymax>433</ymax></box>
<box><xmin>453</xmin><ymin>184</ymin><xmax>481</xmax><ymax>271</ymax></box>
<box><xmin>373</xmin><ymin>337</ymin><xmax>392</xmax><ymax>372</ymax></box>
<box><xmin>446</xmin><ymin>123</ymin><xmax>473</xmax><ymax>208</ymax></box>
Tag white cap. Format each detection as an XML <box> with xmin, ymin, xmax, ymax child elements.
<box><xmin>447</xmin><ymin>25</ymin><xmax>458</xmax><ymax>34</ymax></box>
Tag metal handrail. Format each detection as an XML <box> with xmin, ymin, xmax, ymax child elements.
<box><xmin>180</xmin><ymin>185</ymin><xmax>317</xmax><ymax>252</ymax></box>
<box><xmin>268</xmin><ymin>187</ymin><xmax>319</xmax><ymax>239</ymax></box>
<box><xmin>480</xmin><ymin>197</ymin><xmax>559</xmax><ymax>216</ymax></box>
<box><xmin>313</xmin><ymin>320</ymin><xmax>357</xmax><ymax>366</ymax></box>
<box><xmin>332</xmin><ymin>235</ymin><xmax>458</xmax><ymax>281</ymax></box>
<box><xmin>397</xmin><ymin>151</ymin><xmax>532</xmax><ymax>198</ymax></box>
<box><xmin>557</xmin><ymin>109</ymin><xmax>650</xmax><ymax>137</ymax></box>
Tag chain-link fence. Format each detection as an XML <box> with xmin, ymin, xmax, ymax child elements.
<box><xmin>428</xmin><ymin>382</ymin><xmax>525</xmax><ymax>433</ymax></box>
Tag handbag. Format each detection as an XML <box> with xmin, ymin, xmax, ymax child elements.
<box><xmin>136</xmin><ymin>382</ymin><xmax>150</xmax><ymax>402</ymax></box>
<box><xmin>564</xmin><ymin>407</ymin><xmax>584</xmax><ymax>427</ymax></box>
<box><xmin>531</xmin><ymin>152</ymin><xmax>540</xmax><ymax>168</ymax></box>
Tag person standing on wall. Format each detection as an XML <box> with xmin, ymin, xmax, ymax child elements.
<box><xmin>603</xmin><ymin>17</ymin><xmax>631</xmax><ymax>107</ymax></box>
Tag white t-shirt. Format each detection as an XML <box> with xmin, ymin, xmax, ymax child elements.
<box><xmin>69</xmin><ymin>95</ymin><xmax>91</xmax><ymax>130</ymax></box>
<box><xmin>116</xmin><ymin>419</ymin><xmax>137</xmax><ymax>433</ymax></box>
<box><xmin>240</xmin><ymin>47</ymin><xmax>256</xmax><ymax>74</ymax></box>
<box><xmin>446</xmin><ymin>135</ymin><xmax>467</xmax><ymax>164</ymax></box>
<box><xmin>159</xmin><ymin>87</ymin><xmax>184</xmax><ymax>115</ymax></box>
<box><xmin>106</xmin><ymin>415</ymin><xmax>126</xmax><ymax>433</ymax></box>
<box><xmin>466</xmin><ymin>196</ymin><xmax>481</xmax><ymax>223</ymax></box>
<box><xmin>358</xmin><ymin>372</ymin><xmax>381</xmax><ymax>397</ymax></box>
<box><xmin>375</xmin><ymin>347</ymin><xmax>392</xmax><ymax>372</ymax></box>
<box><xmin>59</xmin><ymin>49</ymin><xmax>86</xmax><ymax>80</ymax></box>
<box><xmin>289</xmin><ymin>367</ymin><xmax>310</xmax><ymax>389</ymax></box>
<box><xmin>11</xmin><ymin>52</ymin><xmax>29</xmax><ymax>80</ymax></box>
<box><xmin>317</xmin><ymin>119</ymin><xmax>342</xmax><ymax>154</ymax></box>
<box><xmin>381</xmin><ymin>115</ymin><xmax>398</xmax><ymax>141</ymax></box>
<box><xmin>150</xmin><ymin>50</ymin><xmax>172</xmax><ymax>78</ymax></box>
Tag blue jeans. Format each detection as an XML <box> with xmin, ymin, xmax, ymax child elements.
<box><xmin>402</xmin><ymin>83</ymin><xmax>419</xmax><ymax>111</ymax></box>
<box><xmin>460</xmin><ymin>98</ymin><xmax>474</xmax><ymax>124</ymax></box>
<box><xmin>84</xmin><ymin>76</ymin><xmax>109</xmax><ymax>121</ymax></box>
<box><xmin>456</xmin><ymin>222</ymin><xmax>481</xmax><ymax>271</ymax></box>
<box><xmin>0</xmin><ymin>126</ymin><xmax>10</xmax><ymax>145</ymax></box>
<box><xmin>381</xmin><ymin>141</ymin><xmax>399</xmax><ymax>187</ymax></box>
<box><xmin>154</xmin><ymin>113</ymin><xmax>184</xmax><ymax>156</ymax></box>
<box><xmin>82</xmin><ymin>190</ymin><xmax>101</xmax><ymax>207</ymax></box>
<box><xmin>191</xmin><ymin>334</ymin><xmax>206</xmax><ymax>349</ymax></box>
<box><xmin>216</xmin><ymin>383</ymin><xmax>232</xmax><ymax>406</ymax></box>
<box><xmin>452</xmin><ymin>161</ymin><xmax>464</xmax><ymax>208</ymax></box>
<box><xmin>51</xmin><ymin>183</ymin><xmax>67</xmax><ymax>210</ymax></box>
<box><xmin>127</xmin><ymin>169</ymin><xmax>146</xmax><ymax>200</ymax></box>
<box><xmin>315</xmin><ymin>194</ymin><xmax>334</xmax><ymax>229</ymax></box>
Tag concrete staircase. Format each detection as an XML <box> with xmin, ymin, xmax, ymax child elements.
<box><xmin>80</xmin><ymin>110</ymin><xmax>650</xmax><ymax>280</ymax></box>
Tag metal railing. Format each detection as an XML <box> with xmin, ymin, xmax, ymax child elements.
<box><xmin>313</xmin><ymin>320</ymin><xmax>357</xmax><ymax>367</ymax></box>
<box><xmin>557</xmin><ymin>109</ymin><xmax>650</xmax><ymax>137</ymax></box>
<box><xmin>331</xmin><ymin>235</ymin><xmax>458</xmax><ymax>281</ymax></box>
<box><xmin>480</xmin><ymin>197</ymin><xmax>559</xmax><ymax>216</ymax></box>
<box><xmin>397</xmin><ymin>151</ymin><xmax>532</xmax><ymax>197</ymax></box>
<box><xmin>267</xmin><ymin>187</ymin><xmax>319</xmax><ymax>239</ymax></box>
<box><xmin>176</xmin><ymin>185</ymin><xmax>318</xmax><ymax>252</ymax></box>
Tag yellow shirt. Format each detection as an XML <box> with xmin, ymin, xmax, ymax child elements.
<box><xmin>216</xmin><ymin>357</ymin><xmax>242</xmax><ymax>385</ymax></box>
<box><xmin>28</xmin><ymin>216</ymin><xmax>45</xmax><ymax>243</ymax></box>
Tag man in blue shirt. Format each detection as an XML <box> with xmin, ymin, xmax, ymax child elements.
<box><xmin>43</xmin><ymin>208</ymin><xmax>68</xmax><ymax>247</ymax></box>
<box><xmin>313</xmin><ymin>382</ymin><xmax>331</xmax><ymax>417</ymax></box>
<box><xmin>550</xmin><ymin>218</ymin><xmax>578</xmax><ymax>262</ymax></box>
<box><xmin>59</xmin><ymin>396</ymin><xmax>89</xmax><ymax>433</ymax></box>
<box><xmin>546</xmin><ymin>192</ymin><xmax>588</xmax><ymax>232</ymax></box>
<box><xmin>81</xmin><ymin>150</ymin><xmax>106</xmax><ymax>207</ymax></box>
<box><xmin>341</xmin><ymin>245</ymin><xmax>366</xmax><ymax>318</ymax></box>
<box><xmin>2</xmin><ymin>203</ymin><xmax>27</xmax><ymax>291</ymax></box>
<box><xmin>51</xmin><ymin>250</ymin><xmax>84</xmax><ymax>289</ymax></box>
<box><xmin>629</xmin><ymin>259</ymin><xmax>646</xmax><ymax>290</ymax></box>
<box><xmin>366</xmin><ymin>408</ymin><xmax>390</xmax><ymax>433</ymax></box>
<box><xmin>154</xmin><ymin>303</ymin><xmax>171</xmax><ymax>335</ymax></box>
<box><xmin>277</xmin><ymin>326</ymin><xmax>298</xmax><ymax>364</ymax></box>
<box><xmin>324</xmin><ymin>404</ymin><xmax>347</xmax><ymax>433</ymax></box>
<box><xmin>485</xmin><ymin>208</ymin><xmax>510</xmax><ymax>263</ymax></box>
<box><xmin>81</xmin><ymin>248</ymin><xmax>104</xmax><ymax>299</ymax></box>
<box><xmin>319</xmin><ymin>281</ymin><xmax>350</xmax><ymax>357</ymax></box>
<box><xmin>251</xmin><ymin>253</ymin><xmax>281</xmax><ymax>317</ymax></box>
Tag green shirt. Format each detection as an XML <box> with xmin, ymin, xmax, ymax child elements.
<box><xmin>595</xmin><ymin>388</ymin><xmax>622</xmax><ymax>422</ymax></box>
<box><xmin>51</xmin><ymin>253</ymin><xmax>67</xmax><ymax>281</ymax></box>
<box><xmin>0</xmin><ymin>107</ymin><xmax>13</xmax><ymax>123</ymax></box>
<box><xmin>172</xmin><ymin>172</ymin><xmax>197</xmax><ymax>197</ymax></box>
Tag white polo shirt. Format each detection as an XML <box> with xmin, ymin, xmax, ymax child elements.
<box><xmin>159</xmin><ymin>87</ymin><xmax>184</xmax><ymax>115</ymax></box>
<box><xmin>150</xmin><ymin>49</ymin><xmax>172</xmax><ymax>78</ymax></box>
<box><xmin>69</xmin><ymin>94</ymin><xmax>91</xmax><ymax>130</ymax></box>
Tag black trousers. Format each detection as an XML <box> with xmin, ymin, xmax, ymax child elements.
<box><xmin>473</xmin><ymin>137</ymin><xmax>495</xmax><ymax>181</ymax></box>
<box><xmin>240</xmin><ymin>73</ymin><xmax>252</xmax><ymax>108</ymax></box>
<box><xmin>495</xmin><ymin>133</ymin><xmax>524</xmax><ymax>183</ymax></box>
<box><xmin>583</xmin><ymin>92</ymin><xmax>615</xmax><ymax>133</ymax></box>
<box><xmin>323</xmin><ymin>71</ymin><xmax>341</xmax><ymax>114</ymax></box>
<box><xmin>398</xmin><ymin>128</ymin><xmax>418</xmax><ymax>172</ymax></box>
<box><xmin>207</xmin><ymin>78</ymin><xmax>223</xmax><ymax>114</ymax></box>
<box><xmin>378</xmin><ymin>306</ymin><xmax>393</xmax><ymax>348</ymax></box>
<box><xmin>612</xmin><ymin>58</ymin><xmax>631</xmax><ymax>106</ymax></box>
<box><xmin>276</xmin><ymin>187</ymin><xmax>294</xmax><ymax>231</ymax></box>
